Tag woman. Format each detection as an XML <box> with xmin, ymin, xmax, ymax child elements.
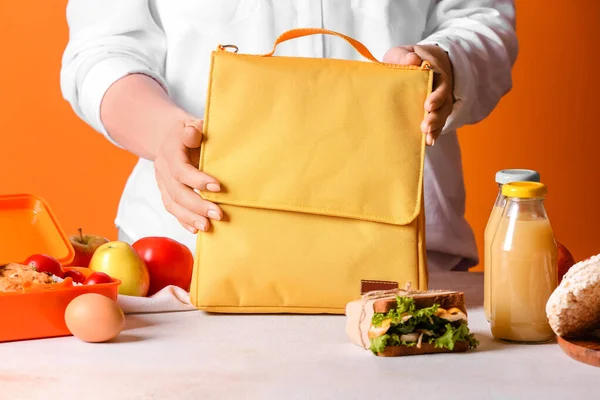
<box><xmin>60</xmin><ymin>0</ymin><xmax>518</xmax><ymax>272</ymax></box>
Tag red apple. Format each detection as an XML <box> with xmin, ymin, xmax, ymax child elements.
<box><xmin>557</xmin><ymin>241</ymin><xmax>576</xmax><ymax>283</ymax></box>
<box><xmin>68</xmin><ymin>228</ymin><xmax>110</xmax><ymax>267</ymax></box>
<box><xmin>132</xmin><ymin>236</ymin><xmax>194</xmax><ymax>296</ymax></box>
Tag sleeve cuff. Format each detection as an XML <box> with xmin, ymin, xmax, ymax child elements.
<box><xmin>79</xmin><ymin>56</ymin><xmax>169</xmax><ymax>148</ymax></box>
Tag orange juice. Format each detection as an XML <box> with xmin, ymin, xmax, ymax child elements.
<box><xmin>489</xmin><ymin>182</ymin><xmax>557</xmax><ymax>343</ymax></box>
<box><xmin>483</xmin><ymin>169</ymin><xmax>540</xmax><ymax>322</ymax></box>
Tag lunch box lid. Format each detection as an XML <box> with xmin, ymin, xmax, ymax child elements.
<box><xmin>0</xmin><ymin>193</ymin><xmax>75</xmax><ymax>266</ymax></box>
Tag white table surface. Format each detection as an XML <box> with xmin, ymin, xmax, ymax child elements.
<box><xmin>2</xmin><ymin>271</ymin><xmax>597</xmax><ymax>400</ymax></box>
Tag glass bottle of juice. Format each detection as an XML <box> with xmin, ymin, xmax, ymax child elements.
<box><xmin>484</xmin><ymin>169</ymin><xmax>540</xmax><ymax>321</ymax></box>
<box><xmin>489</xmin><ymin>181</ymin><xmax>558</xmax><ymax>343</ymax></box>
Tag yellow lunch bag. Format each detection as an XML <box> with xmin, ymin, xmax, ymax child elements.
<box><xmin>190</xmin><ymin>28</ymin><xmax>433</xmax><ymax>314</ymax></box>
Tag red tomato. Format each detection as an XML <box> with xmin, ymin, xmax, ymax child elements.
<box><xmin>84</xmin><ymin>271</ymin><xmax>113</xmax><ymax>285</ymax></box>
<box><xmin>132</xmin><ymin>236</ymin><xmax>194</xmax><ymax>296</ymax></box>
<box><xmin>24</xmin><ymin>254</ymin><xmax>64</xmax><ymax>278</ymax></box>
<box><xmin>63</xmin><ymin>270</ymin><xmax>86</xmax><ymax>284</ymax></box>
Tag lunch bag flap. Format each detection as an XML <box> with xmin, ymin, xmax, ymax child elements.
<box><xmin>200</xmin><ymin>30</ymin><xmax>433</xmax><ymax>226</ymax></box>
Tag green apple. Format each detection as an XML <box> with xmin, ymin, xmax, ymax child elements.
<box><xmin>88</xmin><ymin>241</ymin><xmax>150</xmax><ymax>297</ymax></box>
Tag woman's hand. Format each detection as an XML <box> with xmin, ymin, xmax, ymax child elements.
<box><xmin>383</xmin><ymin>44</ymin><xmax>455</xmax><ymax>146</ymax></box>
<box><xmin>154</xmin><ymin>118</ymin><xmax>223</xmax><ymax>233</ymax></box>
<box><xmin>97</xmin><ymin>74</ymin><xmax>222</xmax><ymax>232</ymax></box>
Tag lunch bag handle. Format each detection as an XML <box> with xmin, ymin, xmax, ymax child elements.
<box><xmin>262</xmin><ymin>28</ymin><xmax>431</xmax><ymax>70</ymax></box>
<box><xmin>264</xmin><ymin>28</ymin><xmax>382</xmax><ymax>64</ymax></box>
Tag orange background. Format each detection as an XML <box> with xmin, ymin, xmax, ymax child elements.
<box><xmin>0</xmin><ymin>1</ymin><xmax>598</xmax><ymax>270</ymax></box>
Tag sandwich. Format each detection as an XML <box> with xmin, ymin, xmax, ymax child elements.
<box><xmin>346</xmin><ymin>288</ymin><xmax>479</xmax><ymax>356</ymax></box>
<box><xmin>546</xmin><ymin>253</ymin><xmax>600</xmax><ymax>338</ymax></box>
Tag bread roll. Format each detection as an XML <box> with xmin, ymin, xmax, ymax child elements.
<box><xmin>546</xmin><ymin>253</ymin><xmax>600</xmax><ymax>337</ymax></box>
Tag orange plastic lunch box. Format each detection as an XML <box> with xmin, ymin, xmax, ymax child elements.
<box><xmin>0</xmin><ymin>194</ymin><xmax>120</xmax><ymax>342</ymax></box>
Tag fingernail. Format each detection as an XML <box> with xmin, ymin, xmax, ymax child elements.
<box><xmin>195</xmin><ymin>221</ymin><xmax>206</xmax><ymax>231</ymax></box>
<box><xmin>206</xmin><ymin>183</ymin><xmax>221</xmax><ymax>192</ymax></box>
<box><xmin>188</xmin><ymin>225</ymin><xmax>198</xmax><ymax>234</ymax></box>
<box><xmin>431</xmin><ymin>138</ymin><xmax>436</xmax><ymax>146</ymax></box>
<box><xmin>406</xmin><ymin>52</ymin><xmax>418</xmax><ymax>58</ymax></box>
<box><xmin>207</xmin><ymin>209</ymin><xmax>221</xmax><ymax>220</ymax></box>
<box><xmin>426</xmin><ymin>133</ymin><xmax>433</xmax><ymax>145</ymax></box>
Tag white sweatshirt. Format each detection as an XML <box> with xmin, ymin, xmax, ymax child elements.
<box><xmin>60</xmin><ymin>0</ymin><xmax>518</xmax><ymax>271</ymax></box>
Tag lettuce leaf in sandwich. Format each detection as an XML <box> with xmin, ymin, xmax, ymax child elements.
<box><xmin>368</xmin><ymin>295</ymin><xmax>479</xmax><ymax>354</ymax></box>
